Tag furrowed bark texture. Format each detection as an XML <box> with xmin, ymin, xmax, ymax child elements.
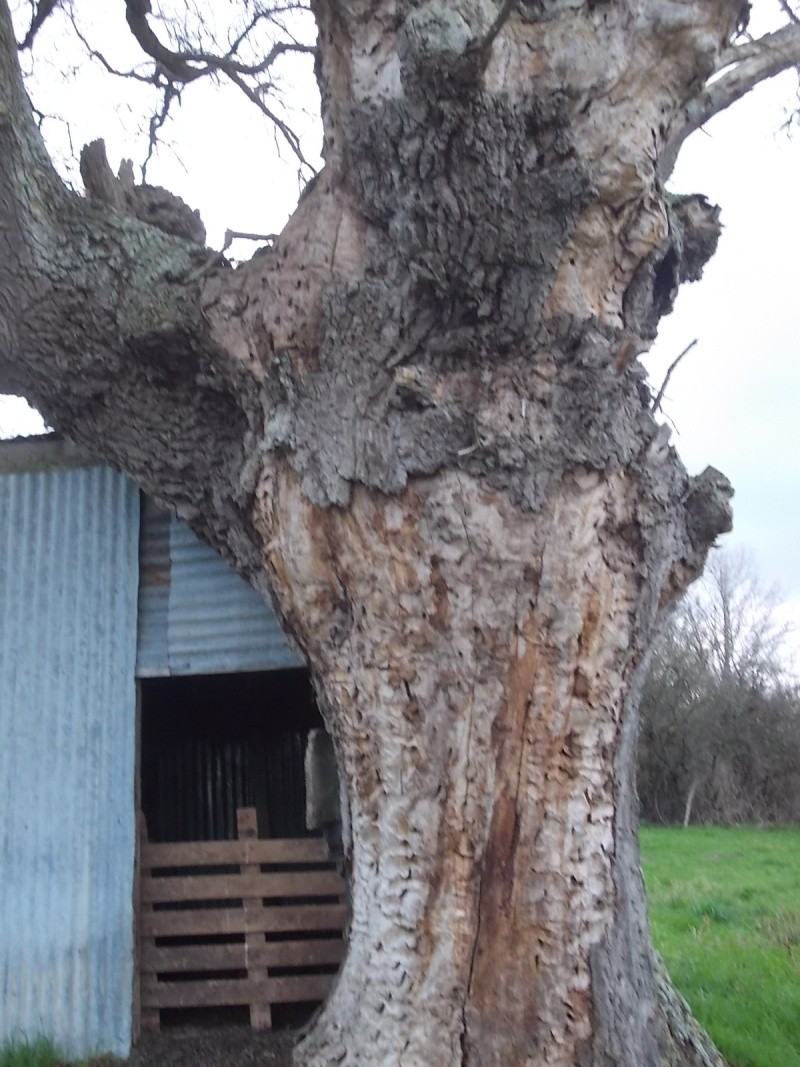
<box><xmin>0</xmin><ymin>0</ymin><xmax>755</xmax><ymax>1064</ymax></box>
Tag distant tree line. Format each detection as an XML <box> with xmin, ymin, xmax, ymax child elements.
<box><xmin>638</xmin><ymin>550</ymin><xmax>800</xmax><ymax>826</ymax></box>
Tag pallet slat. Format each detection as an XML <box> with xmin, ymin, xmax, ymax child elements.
<box><xmin>141</xmin><ymin>869</ymin><xmax>345</xmax><ymax>903</ymax></box>
<box><xmin>142</xmin><ymin>974</ymin><xmax>335</xmax><ymax>1009</ymax></box>
<box><xmin>141</xmin><ymin>942</ymin><xmax>246</xmax><ymax>973</ymax></box>
<box><xmin>141</xmin><ymin>902</ymin><xmax>348</xmax><ymax>938</ymax></box>
<box><xmin>141</xmin><ymin>938</ymin><xmax>346</xmax><ymax>974</ymax></box>
<box><xmin>142</xmin><ymin>837</ymin><xmax>330</xmax><ymax>869</ymax></box>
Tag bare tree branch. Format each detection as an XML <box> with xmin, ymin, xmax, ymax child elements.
<box><xmin>705</xmin><ymin>23</ymin><xmax>800</xmax><ymax>114</ymax></box>
<box><xmin>123</xmin><ymin>0</ymin><xmax>313</xmax><ymax>83</ymax></box>
<box><xmin>662</xmin><ymin>20</ymin><xmax>800</xmax><ymax>177</ymax></box>
<box><xmin>67</xmin><ymin>12</ymin><xmax>157</xmax><ymax>85</ymax></box>
<box><xmin>124</xmin><ymin>0</ymin><xmax>206</xmax><ymax>83</ymax></box>
<box><xmin>17</xmin><ymin>0</ymin><xmax>59</xmax><ymax>50</ymax></box>
<box><xmin>30</xmin><ymin>3</ymin><xmax>316</xmax><ymax>178</ymax></box>
<box><xmin>142</xmin><ymin>80</ymin><xmax>180</xmax><ymax>179</ymax></box>
<box><xmin>777</xmin><ymin>0</ymin><xmax>800</xmax><ymax>26</ymax></box>
<box><xmin>221</xmin><ymin>229</ymin><xmax>278</xmax><ymax>251</ymax></box>
<box><xmin>70</xmin><ymin>1</ymin><xmax>318</xmax><ymax>171</ymax></box>
<box><xmin>224</xmin><ymin>66</ymin><xmax>312</xmax><ymax>169</ymax></box>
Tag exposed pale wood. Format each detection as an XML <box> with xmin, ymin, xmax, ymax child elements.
<box><xmin>141</xmin><ymin>902</ymin><xmax>348</xmax><ymax>938</ymax></box>
<box><xmin>141</xmin><ymin>869</ymin><xmax>345</xmax><ymax>903</ymax></box>
<box><xmin>141</xmin><ymin>974</ymin><xmax>335</xmax><ymax>1009</ymax></box>
<box><xmin>141</xmin><ymin>837</ymin><xmax>330</xmax><ymax>867</ymax></box>
<box><xmin>141</xmin><ymin>938</ymin><xmax>347</xmax><ymax>974</ymax></box>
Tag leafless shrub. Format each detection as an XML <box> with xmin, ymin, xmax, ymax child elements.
<box><xmin>638</xmin><ymin>549</ymin><xmax>800</xmax><ymax>825</ymax></box>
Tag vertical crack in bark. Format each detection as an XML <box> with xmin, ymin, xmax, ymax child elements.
<box><xmin>452</xmin><ymin>473</ymin><xmax>481</xmax><ymax>1039</ymax></box>
<box><xmin>509</xmin><ymin>574</ymin><xmax>539</xmax><ymax>870</ymax></box>
<box><xmin>461</xmin><ymin>882</ymin><xmax>483</xmax><ymax>1066</ymax></box>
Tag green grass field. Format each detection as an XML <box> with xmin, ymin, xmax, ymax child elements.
<box><xmin>641</xmin><ymin>825</ymin><xmax>800</xmax><ymax>1067</ymax></box>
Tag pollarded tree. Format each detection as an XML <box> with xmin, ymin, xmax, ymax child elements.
<box><xmin>2</xmin><ymin>2</ymin><xmax>800</xmax><ymax>1064</ymax></box>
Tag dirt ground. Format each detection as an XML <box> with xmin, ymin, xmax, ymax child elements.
<box><xmin>121</xmin><ymin>1027</ymin><xmax>294</xmax><ymax>1067</ymax></box>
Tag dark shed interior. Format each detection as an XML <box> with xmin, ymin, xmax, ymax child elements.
<box><xmin>140</xmin><ymin>668</ymin><xmax>323</xmax><ymax>843</ymax></box>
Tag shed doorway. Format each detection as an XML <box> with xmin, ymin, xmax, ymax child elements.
<box><xmin>137</xmin><ymin>668</ymin><xmax>347</xmax><ymax>1033</ymax></box>
<box><xmin>140</xmin><ymin>669</ymin><xmax>321</xmax><ymax>842</ymax></box>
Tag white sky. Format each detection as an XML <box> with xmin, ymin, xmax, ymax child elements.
<box><xmin>2</xmin><ymin>1</ymin><xmax>799</xmax><ymax>657</ymax></box>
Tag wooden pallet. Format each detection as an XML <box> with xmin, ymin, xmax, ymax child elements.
<box><xmin>138</xmin><ymin>808</ymin><xmax>347</xmax><ymax>1031</ymax></box>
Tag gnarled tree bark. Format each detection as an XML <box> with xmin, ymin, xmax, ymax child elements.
<box><xmin>3</xmin><ymin>0</ymin><xmax>799</xmax><ymax>1063</ymax></box>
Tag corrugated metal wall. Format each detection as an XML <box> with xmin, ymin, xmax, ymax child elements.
<box><xmin>0</xmin><ymin>465</ymin><xmax>140</xmax><ymax>1058</ymax></box>
<box><xmin>136</xmin><ymin>499</ymin><xmax>301</xmax><ymax>676</ymax></box>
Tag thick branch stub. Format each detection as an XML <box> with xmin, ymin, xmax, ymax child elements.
<box><xmin>80</xmin><ymin>138</ymin><xmax>206</xmax><ymax>244</ymax></box>
<box><xmin>79</xmin><ymin>138</ymin><xmax>127</xmax><ymax>212</ymax></box>
<box><xmin>623</xmin><ymin>195</ymin><xmax>721</xmax><ymax>343</ymax></box>
<box><xmin>670</xmin><ymin>195</ymin><xmax>722</xmax><ymax>284</ymax></box>
<box><xmin>685</xmin><ymin>466</ymin><xmax>734</xmax><ymax>549</ymax></box>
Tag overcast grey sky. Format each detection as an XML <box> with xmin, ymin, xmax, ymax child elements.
<box><xmin>2</xmin><ymin>0</ymin><xmax>798</xmax><ymax>654</ymax></box>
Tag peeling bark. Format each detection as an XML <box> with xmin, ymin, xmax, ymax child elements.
<box><xmin>1</xmin><ymin>0</ymin><xmax>780</xmax><ymax>1062</ymax></box>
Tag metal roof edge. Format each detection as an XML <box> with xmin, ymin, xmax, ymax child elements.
<box><xmin>0</xmin><ymin>434</ymin><xmax>98</xmax><ymax>475</ymax></box>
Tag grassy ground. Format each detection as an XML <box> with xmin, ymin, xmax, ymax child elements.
<box><xmin>0</xmin><ymin>1041</ymin><xmax>114</xmax><ymax>1067</ymax></box>
<box><xmin>0</xmin><ymin>1030</ymin><xmax>291</xmax><ymax>1067</ymax></box>
<box><xmin>0</xmin><ymin>1038</ymin><xmax>62</xmax><ymax>1067</ymax></box>
<box><xmin>640</xmin><ymin>825</ymin><xmax>800</xmax><ymax>1067</ymax></box>
<box><xmin>0</xmin><ymin>1037</ymin><xmax>117</xmax><ymax>1067</ymax></box>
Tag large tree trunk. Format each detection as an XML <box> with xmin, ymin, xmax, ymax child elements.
<box><xmin>258</xmin><ymin>465</ymin><xmax>727</xmax><ymax>1065</ymax></box>
<box><xmin>0</xmin><ymin>1</ymin><xmax>756</xmax><ymax>1064</ymax></box>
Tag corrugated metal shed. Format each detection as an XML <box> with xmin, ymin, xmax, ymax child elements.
<box><xmin>0</xmin><ymin>462</ymin><xmax>140</xmax><ymax>1058</ymax></box>
<box><xmin>136</xmin><ymin>498</ymin><xmax>301</xmax><ymax>677</ymax></box>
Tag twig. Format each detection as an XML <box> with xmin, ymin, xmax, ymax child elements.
<box><xmin>182</xmin><ymin>230</ymin><xmax>279</xmax><ymax>284</ymax></box>
<box><xmin>466</xmin><ymin>0</ymin><xmax>518</xmax><ymax>55</ymax></box>
<box><xmin>143</xmin><ymin>82</ymin><xmax>180</xmax><ymax>180</ymax></box>
<box><xmin>651</xmin><ymin>339</ymin><xmax>698</xmax><ymax>414</ymax></box>
<box><xmin>221</xmin><ymin>229</ymin><xmax>278</xmax><ymax>253</ymax></box>
<box><xmin>778</xmin><ymin>0</ymin><xmax>800</xmax><ymax>26</ymax></box>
